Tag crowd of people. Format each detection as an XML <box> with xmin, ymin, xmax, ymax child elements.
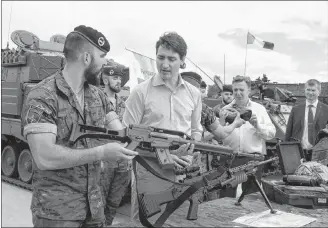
<box><xmin>21</xmin><ymin>25</ymin><xmax>328</xmax><ymax>227</ymax></box>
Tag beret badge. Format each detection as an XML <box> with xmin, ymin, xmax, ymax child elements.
<box><xmin>98</xmin><ymin>37</ymin><xmax>105</xmax><ymax>47</ymax></box>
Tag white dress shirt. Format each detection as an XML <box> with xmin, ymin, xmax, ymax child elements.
<box><xmin>302</xmin><ymin>99</ymin><xmax>318</xmax><ymax>149</ymax></box>
<box><xmin>123</xmin><ymin>73</ymin><xmax>203</xmax><ymax>139</ymax></box>
<box><xmin>222</xmin><ymin>99</ymin><xmax>276</xmax><ymax>154</ymax></box>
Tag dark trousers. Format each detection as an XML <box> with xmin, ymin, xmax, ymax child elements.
<box><xmin>303</xmin><ymin>149</ymin><xmax>313</xmax><ymax>161</ymax></box>
<box><xmin>218</xmin><ymin>156</ymin><xmax>264</xmax><ymax>198</ymax></box>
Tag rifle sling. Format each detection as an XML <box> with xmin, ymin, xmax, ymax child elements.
<box><xmin>154</xmin><ymin>168</ymin><xmax>225</xmax><ymax>227</ymax></box>
<box><xmin>134</xmin><ymin>155</ymin><xmax>191</xmax><ymax>186</ymax></box>
<box><xmin>134</xmin><ymin>155</ymin><xmax>225</xmax><ymax>227</ymax></box>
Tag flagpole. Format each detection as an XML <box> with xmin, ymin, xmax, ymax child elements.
<box><xmin>224</xmin><ymin>54</ymin><xmax>226</xmax><ymax>84</ymax></box>
<box><xmin>185</xmin><ymin>57</ymin><xmax>214</xmax><ymax>83</ymax></box>
<box><xmin>125</xmin><ymin>47</ymin><xmax>156</xmax><ymax>61</ymax></box>
<box><xmin>125</xmin><ymin>47</ymin><xmax>214</xmax><ymax>83</ymax></box>
<box><xmin>244</xmin><ymin>30</ymin><xmax>249</xmax><ymax>76</ymax></box>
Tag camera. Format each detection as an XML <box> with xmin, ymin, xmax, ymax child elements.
<box><xmin>221</xmin><ymin>108</ymin><xmax>252</xmax><ymax>124</ymax></box>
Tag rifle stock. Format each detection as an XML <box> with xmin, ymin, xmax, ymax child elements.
<box><xmin>139</xmin><ymin>185</ymin><xmax>189</xmax><ymax>218</ymax></box>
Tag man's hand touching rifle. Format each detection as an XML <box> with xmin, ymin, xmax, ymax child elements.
<box><xmin>69</xmin><ymin>123</ymin><xmax>274</xmax><ymax>227</ymax></box>
<box><xmin>69</xmin><ymin>123</ymin><xmax>263</xmax><ymax>169</ymax></box>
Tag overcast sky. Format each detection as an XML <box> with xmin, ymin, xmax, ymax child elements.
<box><xmin>2</xmin><ymin>1</ymin><xmax>328</xmax><ymax>84</ymax></box>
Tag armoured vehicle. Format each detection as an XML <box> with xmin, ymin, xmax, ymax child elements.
<box><xmin>1</xmin><ymin>30</ymin><xmax>65</xmax><ymax>185</ymax></box>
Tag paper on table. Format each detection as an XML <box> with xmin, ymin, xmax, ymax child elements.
<box><xmin>233</xmin><ymin>210</ymin><xmax>316</xmax><ymax>227</ymax></box>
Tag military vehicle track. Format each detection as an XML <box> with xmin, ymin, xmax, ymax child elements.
<box><xmin>2</xmin><ymin>175</ymin><xmax>32</xmax><ymax>191</ymax></box>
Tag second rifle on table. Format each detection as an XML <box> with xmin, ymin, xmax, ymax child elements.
<box><xmin>138</xmin><ymin>156</ymin><xmax>278</xmax><ymax>227</ymax></box>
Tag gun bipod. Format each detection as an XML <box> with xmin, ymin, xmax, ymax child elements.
<box><xmin>235</xmin><ymin>174</ymin><xmax>277</xmax><ymax>214</ymax></box>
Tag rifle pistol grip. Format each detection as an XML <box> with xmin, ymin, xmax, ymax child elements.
<box><xmin>187</xmin><ymin>197</ymin><xmax>199</xmax><ymax>220</ymax></box>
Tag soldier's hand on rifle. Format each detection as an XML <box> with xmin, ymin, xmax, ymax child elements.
<box><xmin>102</xmin><ymin>142</ymin><xmax>138</xmax><ymax>162</ymax></box>
<box><xmin>170</xmin><ymin>143</ymin><xmax>195</xmax><ymax>156</ymax></box>
<box><xmin>171</xmin><ymin>154</ymin><xmax>192</xmax><ymax>168</ymax></box>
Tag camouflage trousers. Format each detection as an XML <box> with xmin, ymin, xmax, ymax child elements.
<box><xmin>100</xmin><ymin>161</ymin><xmax>131</xmax><ymax>226</ymax></box>
<box><xmin>32</xmin><ymin>213</ymin><xmax>105</xmax><ymax>227</ymax></box>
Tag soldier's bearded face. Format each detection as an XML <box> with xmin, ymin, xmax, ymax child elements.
<box><xmin>84</xmin><ymin>56</ymin><xmax>101</xmax><ymax>86</ymax></box>
<box><xmin>108</xmin><ymin>76</ymin><xmax>122</xmax><ymax>93</ymax></box>
<box><xmin>222</xmin><ymin>92</ymin><xmax>233</xmax><ymax>104</ymax></box>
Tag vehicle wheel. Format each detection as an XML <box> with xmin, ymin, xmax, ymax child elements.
<box><xmin>2</xmin><ymin>140</ymin><xmax>6</xmax><ymax>152</ymax></box>
<box><xmin>1</xmin><ymin>144</ymin><xmax>19</xmax><ymax>177</ymax></box>
<box><xmin>18</xmin><ymin>149</ymin><xmax>34</xmax><ymax>183</ymax></box>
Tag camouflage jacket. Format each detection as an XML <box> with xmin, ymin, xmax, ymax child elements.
<box><xmin>104</xmin><ymin>92</ymin><xmax>126</xmax><ymax>122</ymax></box>
<box><xmin>21</xmin><ymin>72</ymin><xmax>114</xmax><ymax>221</ymax></box>
<box><xmin>201</xmin><ymin>103</ymin><xmax>217</xmax><ymax>132</ymax></box>
<box><xmin>102</xmin><ymin>92</ymin><xmax>127</xmax><ymax>170</ymax></box>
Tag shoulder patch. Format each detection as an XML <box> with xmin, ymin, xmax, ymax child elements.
<box><xmin>26</xmin><ymin>104</ymin><xmax>47</xmax><ymax>123</ymax></box>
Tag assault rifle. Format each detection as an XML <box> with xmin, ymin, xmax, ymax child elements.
<box><xmin>69</xmin><ymin>123</ymin><xmax>264</xmax><ymax>169</ymax></box>
<box><xmin>138</xmin><ymin>156</ymin><xmax>278</xmax><ymax>227</ymax></box>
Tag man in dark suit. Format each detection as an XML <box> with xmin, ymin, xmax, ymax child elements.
<box><xmin>285</xmin><ymin>79</ymin><xmax>328</xmax><ymax>160</ymax></box>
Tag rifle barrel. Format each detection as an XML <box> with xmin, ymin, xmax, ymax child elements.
<box><xmin>257</xmin><ymin>157</ymin><xmax>278</xmax><ymax>166</ymax></box>
<box><xmin>173</xmin><ymin>138</ymin><xmax>264</xmax><ymax>159</ymax></box>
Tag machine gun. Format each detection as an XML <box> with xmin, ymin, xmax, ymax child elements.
<box><xmin>69</xmin><ymin>123</ymin><xmax>264</xmax><ymax>170</ymax></box>
<box><xmin>138</xmin><ymin>156</ymin><xmax>278</xmax><ymax>227</ymax></box>
<box><xmin>69</xmin><ymin>123</ymin><xmax>269</xmax><ymax>227</ymax></box>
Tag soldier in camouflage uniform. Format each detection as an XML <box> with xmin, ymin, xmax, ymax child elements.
<box><xmin>99</xmin><ymin>61</ymin><xmax>131</xmax><ymax>225</ymax></box>
<box><xmin>21</xmin><ymin>25</ymin><xmax>138</xmax><ymax>227</ymax></box>
<box><xmin>213</xmin><ymin>85</ymin><xmax>234</xmax><ymax>125</ymax></box>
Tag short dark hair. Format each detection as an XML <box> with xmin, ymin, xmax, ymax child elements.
<box><xmin>305</xmin><ymin>79</ymin><xmax>321</xmax><ymax>92</ymax></box>
<box><xmin>200</xmin><ymin>81</ymin><xmax>207</xmax><ymax>88</ymax></box>
<box><xmin>155</xmin><ymin>32</ymin><xmax>187</xmax><ymax>59</ymax></box>
<box><xmin>63</xmin><ymin>32</ymin><xmax>94</xmax><ymax>62</ymax></box>
<box><xmin>232</xmin><ymin>75</ymin><xmax>251</xmax><ymax>88</ymax></box>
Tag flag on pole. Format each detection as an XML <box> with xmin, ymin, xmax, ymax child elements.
<box><xmin>247</xmin><ymin>32</ymin><xmax>274</xmax><ymax>50</ymax></box>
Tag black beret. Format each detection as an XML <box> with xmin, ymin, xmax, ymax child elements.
<box><xmin>222</xmin><ymin>85</ymin><xmax>233</xmax><ymax>93</ymax></box>
<box><xmin>200</xmin><ymin>81</ymin><xmax>207</xmax><ymax>88</ymax></box>
<box><xmin>71</xmin><ymin>25</ymin><xmax>110</xmax><ymax>53</ymax></box>
<box><xmin>181</xmin><ymin>71</ymin><xmax>202</xmax><ymax>85</ymax></box>
<box><xmin>102</xmin><ymin>61</ymin><xmax>130</xmax><ymax>87</ymax></box>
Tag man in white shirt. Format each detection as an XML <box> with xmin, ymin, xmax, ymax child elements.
<box><xmin>220</xmin><ymin>75</ymin><xmax>276</xmax><ymax>196</ymax></box>
<box><xmin>123</xmin><ymin>32</ymin><xmax>202</xmax><ymax>221</ymax></box>
<box><xmin>222</xmin><ymin>75</ymin><xmax>276</xmax><ymax>154</ymax></box>
<box><xmin>286</xmin><ymin>79</ymin><xmax>328</xmax><ymax>160</ymax></box>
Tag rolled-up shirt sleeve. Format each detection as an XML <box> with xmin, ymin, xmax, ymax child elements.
<box><xmin>122</xmin><ymin>86</ymin><xmax>144</xmax><ymax>127</ymax></box>
<box><xmin>255</xmin><ymin>105</ymin><xmax>276</xmax><ymax>140</ymax></box>
<box><xmin>191</xmin><ymin>92</ymin><xmax>203</xmax><ymax>140</ymax></box>
<box><xmin>21</xmin><ymin>88</ymin><xmax>58</xmax><ymax>139</ymax></box>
